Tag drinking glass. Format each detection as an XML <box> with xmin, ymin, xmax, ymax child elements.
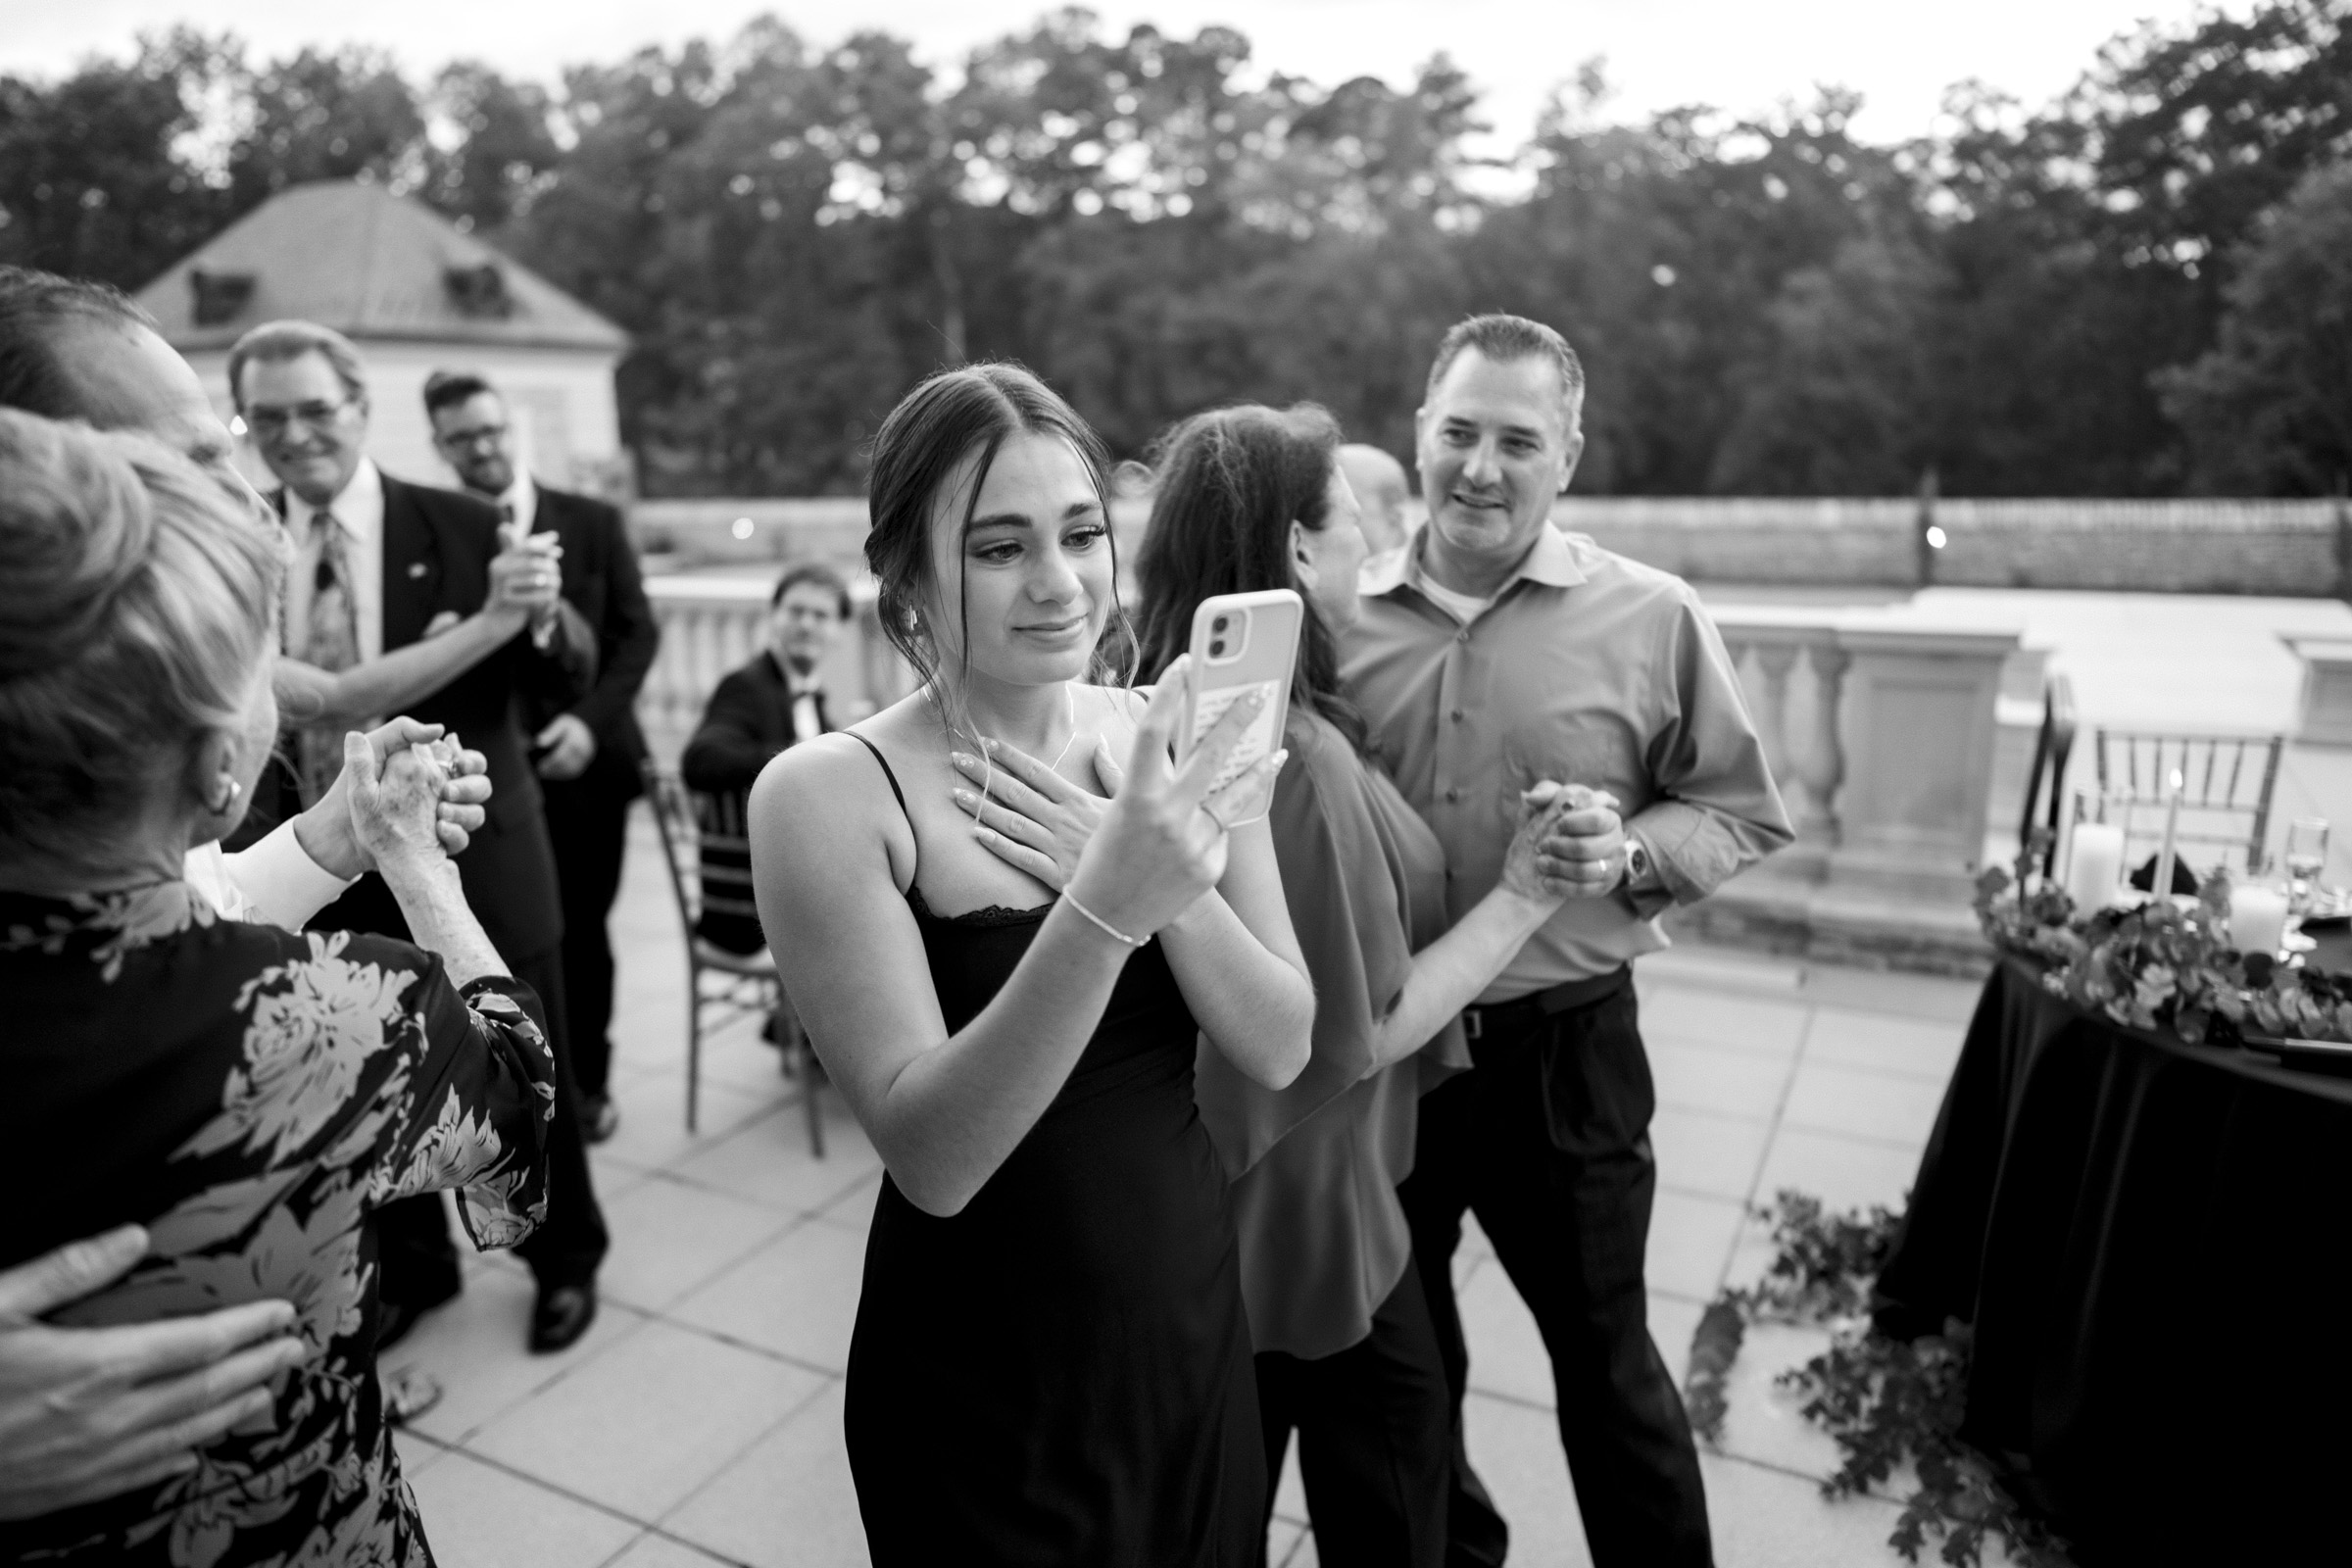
<box><xmin>2284</xmin><ymin>817</ymin><xmax>2329</xmax><ymax>916</ymax></box>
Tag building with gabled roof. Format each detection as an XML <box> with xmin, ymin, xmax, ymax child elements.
<box><xmin>137</xmin><ymin>178</ymin><xmax>631</xmax><ymax>497</ymax></box>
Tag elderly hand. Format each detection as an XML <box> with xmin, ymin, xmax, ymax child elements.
<box><xmin>0</xmin><ymin>1226</ymin><xmax>306</xmax><ymax>1522</ymax></box>
<box><xmin>292</xmin><ymin>720</ymin><xmax>492</xmax><ymax>877</ymax></box>
<box><xmin>533</xmin><ymin>713</ymin><xmax>597</xmax><ymax>781</ymax></box>
<box><xmin>343</xmin><ymin>729</ymin><xmax>453</xmax><ymax>873</ymax></box>
<box><xmin>1525</xmin><ymin>781</ymin><xmax>1628</xmax><ymax>898</ymax></box>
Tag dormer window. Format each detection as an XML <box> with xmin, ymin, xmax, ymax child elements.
<box><xmin>444</xmin><ymin>263</ymin><xmax>513</xmax><ymax>318</ymax></box>
<box><xmin>190</xmin><ymin>270</ymin><xmax>255</xmax><ymax>327</ymax></box>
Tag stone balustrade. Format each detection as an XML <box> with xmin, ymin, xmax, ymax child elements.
<box><xmin>1696</xmin><ymin>608</ymin><xmax>2023</xmax><ymax>972</ymax></box>
<box><xmin>638</xmin><ymin>573</ymin><xmax>913</xmax><ymax>765</ymax></box>
<box><xmin>635</xmin><ymin>571</ymin><xmax>2021</xmax><ymax>971</ymax></box>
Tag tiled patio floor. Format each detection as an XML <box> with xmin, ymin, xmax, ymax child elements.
<box><xmin>388</xmin><ymin>816</ymin><xmax>1997</xmax><ymax>1567</ymax></box>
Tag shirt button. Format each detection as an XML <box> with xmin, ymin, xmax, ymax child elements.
<box><xmin>1455</xmin><ymin>629</ymin><xmax>1471</xmax><ymax>644</ymax></box>
<box><xmin>1449</xmin><ymin>708</ymin><xmax>1465</xmax><ymax>722</ymax></box>
<box><xmin>1445</xmin><ymin>787</ymin><xmax>1461</xmax><ymax>803</ymax></box>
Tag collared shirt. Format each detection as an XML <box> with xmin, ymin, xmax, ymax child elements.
<box><xmin>769</xmin><ymin>651</ymin><xmax>826</xmax><ymax>744</ymax></box>
<box><xmin>282</xmin><ymin>458</ymin><xmax>386</xmax><ymax>662</ymax></box>
<box><xmin>1344</xmin><ymin>523</ymin><xmax>1793</xmax><ymax>1001</ymax></box>
<box><xmin>493</xmin><ymin>467</ymin><xmax>539</xmax><ymax>535</ymax></box>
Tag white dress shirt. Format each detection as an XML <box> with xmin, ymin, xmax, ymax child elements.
<box><xmin>184</xmin><ymin>824</ymin><xmax>356</xmax><ymax>927</ymax></box>
<box><xmin>283</xmin><ymin>459</ymin><xmax>387</xmax><ymax>662</ymax></box>
<box><xmin>493</xmin><ymin>467</ymin><xmax>539</xmax><ymax>535</ymax></box>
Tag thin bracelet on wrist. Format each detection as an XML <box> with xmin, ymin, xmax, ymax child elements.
<box><xmin>1061</xmin><ymin>888</ymin><xmax>1147</xmax><ymax>948</ymax></box>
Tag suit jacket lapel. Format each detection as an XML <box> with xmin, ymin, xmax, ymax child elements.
<box><xmin>378</xmin><ymin>477</ymin><xmax>438</xmax><ymax>653</ymax></box>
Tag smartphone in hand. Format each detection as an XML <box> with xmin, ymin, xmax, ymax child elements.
<box><xmin>1178</xmin><ymin>589</ymin><xmax>1303</xmax><ymax>823</ymax></box>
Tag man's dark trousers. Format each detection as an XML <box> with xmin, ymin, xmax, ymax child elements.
<box><xmin>540</xmin><ymin>749</ymin><xmax>638</xmax><ymax>1101</ymax></box>
<box><xmin>1400</xmin><ymin>980</ymin><xmax>1713</xmax><ymax>1568</ymax></box>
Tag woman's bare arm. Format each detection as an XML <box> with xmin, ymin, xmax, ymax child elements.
<box><xmin>273</xmin><ymin>611</ymin><xmax>526</xmax><ymax>729</ymax></box>
<box><xmin>754</xmin><ymin>676</ymin><xmax>1276</xmax><ymax>1216</ymax></box>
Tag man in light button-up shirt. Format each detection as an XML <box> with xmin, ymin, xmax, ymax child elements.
<box><xmin>1342</xmin><ymin>315</ymin><xmax>1790</xmax><ymax>1568</ymax></box>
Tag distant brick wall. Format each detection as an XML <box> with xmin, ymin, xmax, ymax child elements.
<box><xmin>632</xmin><ymin>494</ymin><xmax>2351</xmax><ymax>598</ymax></box>
<box><xmin>1554</xmin><ymin>496</ymin><xmax>2347</xmax><ymax>596</ymax></box>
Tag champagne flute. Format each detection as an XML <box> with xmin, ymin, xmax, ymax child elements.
<box><xmin>2284</xmin><ymin>817</ymin><xmax>2328</xmax><ymax>916</ymax></box>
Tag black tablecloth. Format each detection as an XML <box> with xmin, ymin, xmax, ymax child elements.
<box><xmin>1876</xmin><ymin>957</ymin><xmax>2352</xmax><ymax>1565</ymax></box>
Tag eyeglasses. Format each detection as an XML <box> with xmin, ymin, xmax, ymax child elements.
<box><xmin>244</xmin><ymin>400</ymin><xmax>355</xmax><ymax>436</ymax></box>
<box><xmin>435</xmin><ymin>423</ymin><xmax>511</xmax><ymax>451</ymax></box>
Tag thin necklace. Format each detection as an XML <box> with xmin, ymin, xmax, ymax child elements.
<box><xmin>958</xmin><ymin>685</ymin><xmax>1079</xmax><ymax>827</ymax></box>
<box><xmin>975</xmin><ymin>684</ymin><xmax>1079</xmax><ymax>772</ymax></box>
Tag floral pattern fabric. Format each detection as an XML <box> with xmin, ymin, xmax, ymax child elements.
<box><xmin>0</xmin><ymin>880</ymin><xmax>558</xmax><ymax>1567</ymax></box>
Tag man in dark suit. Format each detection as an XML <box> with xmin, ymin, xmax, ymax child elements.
<box><xmin>424</xmin><ymin>370</ymin><xmax>660</xmax><ymax>1144</ymax></box>
<box><xmin>680</xmin><ymin>563</ymin><xmax>851</xmax><ymax>955</ymax></box>
<box><xmin>229</xmin><ymin>320</ymin><xmax>610</xmax><ymax>1356</ymax></box>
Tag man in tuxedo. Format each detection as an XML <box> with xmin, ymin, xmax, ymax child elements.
<box><xmin>680</xmin><ymin>563</ymin><xmax>850</xmax><ymax>955</ymax></box>
<box><xmin>228</xmin><ymin>320</ymin><xmax>610</xmax><ymax>1355</ymax></box>
<box><xmin>425</xmin><ymin>370</ymin><xmax>659</xmax><ymax>1144</ymax></box>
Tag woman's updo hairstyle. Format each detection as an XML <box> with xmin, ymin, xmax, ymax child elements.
<box><xmin>0</xmin><ymin>409</ymin><xmax>283</xmax><ymax>863</ymax></box>
<box><xmin>864</xmin><ymin>363</ymin><xmax>1135</xmax><ymax>734</ymax></box>
<box><xmin>1132</xmin><ymin>402</ymin><xmax>1368</xmax><ymax>754</ymax></box>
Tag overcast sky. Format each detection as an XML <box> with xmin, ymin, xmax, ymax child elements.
<box><xmin>5</xmin><ymin>0</ymin><xmax>2250</xmax><ymax>153</ymax></box>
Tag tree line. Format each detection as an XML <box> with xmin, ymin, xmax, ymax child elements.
<box><xmin>2</xmin><ymin>1</ymin><xmax>2347</xmax><ymax>497</ymax></box>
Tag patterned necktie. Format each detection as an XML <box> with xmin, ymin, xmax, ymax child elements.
<box><xmin>296</xmin><ymin>511</ymin><xmax>361</xmax><ymax>807</ymax></box>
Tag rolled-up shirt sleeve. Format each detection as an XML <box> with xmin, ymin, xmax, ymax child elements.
<box><xmin>1625</xmin><ymin>596</ymin><xmax>1795</xmax><ymax>917</ymax></box>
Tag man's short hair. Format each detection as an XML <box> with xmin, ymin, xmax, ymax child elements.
<box><xmin>1424</xmin><ymin>314</ymin><xmax>1586</xmax><ymax>430</ymax></box>
<box><xmin>225</xmin><ymin>320</ymin><xmax>368</xmax><ymax>413</ymax></box>
<box><xmin>771</xmin><ymin>561</ymin><xmax>853</xmax><ymax>618</ymax></box>
<box><xmin>0</xmin><ymin>267</ymin><xmax>157</xmax><ymax>418</ymax></box>
<box><xmin>423</xmin><ymin>369</ymin><xmax>498</xmax><ymax>419</ymax></box>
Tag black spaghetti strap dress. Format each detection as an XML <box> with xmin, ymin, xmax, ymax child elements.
<box><xmin>839</xmin><ymin>737</ymin><xmax>1265</xmax><ymax>1566</ymax></box>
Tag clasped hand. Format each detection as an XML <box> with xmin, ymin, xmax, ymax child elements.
<box><xmin>1509</xmin><ymin>780</ymin><xmax>1628</xmax><ymax>900</ymax></box>
<box><xmin>294</xmin><ymin>719</ymin><xmax>491</xmax><ymax>881</ymax></box>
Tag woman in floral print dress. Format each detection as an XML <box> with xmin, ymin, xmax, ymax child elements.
<box><xmin>0</xmin><ymin>410</ymin><xmax>559</xmax><ymax>1566</ymax></box>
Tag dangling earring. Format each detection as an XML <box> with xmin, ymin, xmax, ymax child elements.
<box><xmin>211</xmin><ymin>778</ymin><xmax>243</xmax><ymax>814</ymax></box>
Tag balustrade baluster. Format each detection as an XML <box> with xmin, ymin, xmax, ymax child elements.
<box><xmin>1796</xmin><ymin>640</ymin><xmax>1849</xmax><ymax>853</ymax></box>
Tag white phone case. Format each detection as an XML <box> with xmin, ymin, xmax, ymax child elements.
<box><xmin>1179</xmin><ymin>589</ymin><xmax>1303</xmax><ymax>811</ymax></box>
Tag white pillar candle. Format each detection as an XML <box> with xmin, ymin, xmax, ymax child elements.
<box><xmin>2067</xmin><ymin>823</ymin><xmax>2127</xmax><ymax>913</ymax></box>
<box><xmin>2153</xmin><ymin>769</ymin><xmax>2184</xmax><ymax>899</ymax></box>
<box><xmin>2229</xmin><ymin>884</ymin><xmax>2290</xmax><ymax>957</ymax></box>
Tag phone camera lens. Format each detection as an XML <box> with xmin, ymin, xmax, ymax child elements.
<box><xmin>1212</xmin><ymin>616</ymin><xmax>1229</xmax><ymax>631</ymax></box>
<box><xmin>1209</xmin><ymin>639</ymin><xmax>1227</xmax><ymax>657</ymax></box>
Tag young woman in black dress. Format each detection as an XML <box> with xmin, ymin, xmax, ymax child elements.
<box><xmin>747</xmin><ymin>365</ymin><xmax>1317</xmax><ymax>1564</ymax></box>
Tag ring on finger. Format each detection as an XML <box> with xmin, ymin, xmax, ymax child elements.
<box><xmin>1200</xmin><ymin>801</ymin><xmax>1231</xmax><ymax>833</ymax></box>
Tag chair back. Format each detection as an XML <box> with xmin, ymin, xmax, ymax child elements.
<box><xmin>2091</xmin><ymin>729</ymin><xmax>2285</xmax><ymax>876</ymax></box>
<box><xmin>690</xmin><ymin>787</ymin><xmax>763</xmax><ymax>932</ymax></box>
<box><xmin>643</xmin><ymin>764</ymin><xmax>704</xmax><ymax>929</ymax></box>
<box><xmin>2019</xmin><ymin>674</ymin><xmax>2078</xmax><ymax>876</ymax></box>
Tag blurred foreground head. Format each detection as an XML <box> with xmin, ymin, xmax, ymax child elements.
<box><xmin>0</xmin><ymin>267</ymin><xmax>250</xmax><ymax>504</ymax></box>
<box><xmin>0</xmin><ymin>409</ymin><xmax>283</xmax><ymax>878</ymax></box>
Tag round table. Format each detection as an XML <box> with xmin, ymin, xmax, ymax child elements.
<box><xmin>1875</xmin><ymin>956</ymin><xmax>2352</xmax><ymax>1565</ymax></box>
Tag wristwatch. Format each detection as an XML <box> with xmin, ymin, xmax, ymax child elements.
<box><xmin>1622</xmin><ymin>835</ymin><xmax>1652</xmax><ymax>892</ymax></box>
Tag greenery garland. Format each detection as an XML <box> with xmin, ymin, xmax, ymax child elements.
<box><xmin>1973</xmin><ymin>828</ymin><xmax>2352</xmax><ymax>1047</ymax></box>
<box><xmin>1686</xmin><ymin>1193</ymin><xmax>2077</xmax><ymax>1568</ymax></box>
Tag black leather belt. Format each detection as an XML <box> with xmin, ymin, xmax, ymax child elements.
<box><xmin>1461</xmin><ymin>965</ymin><xmax>1632</xmax><ymax>1043</ymax></box>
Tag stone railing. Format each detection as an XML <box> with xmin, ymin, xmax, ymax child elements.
<box><xmin>638</xmin><ymin>573</ymin><xmax>914</xmax><ymax>765</ymax></box>
<box><xmin>1688</xmin><ymin>608</ymin><xmax>2024</xmax><ymax>972</ymax></box>
<box><xmin>635</xmin><ymin>572</ymin><xmax>2022</xmax><ymax>971</ymax></box>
